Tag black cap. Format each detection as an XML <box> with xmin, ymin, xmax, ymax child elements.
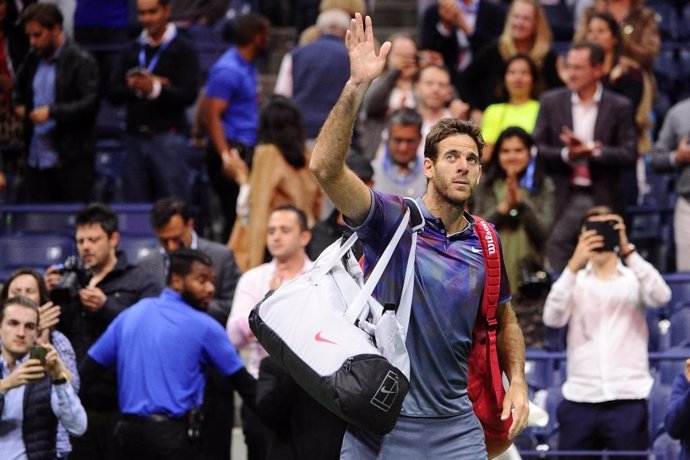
<box><xmin>345</xmin><ymin>153</ymin><xmax>374</xmax><ymax>182</ymax></box>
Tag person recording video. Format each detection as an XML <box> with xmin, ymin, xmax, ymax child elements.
<box><xmin>0</xmin><ymin>296</ymin><xmax>87</xmax><ymax>459</ymax></box>
<box><xmin>543</xmin><ymin>205</ymin><xmax>671</xmax><ymax>455</ymax></box>
<box><xmin>43</xmin><ymin>203</ymin><xmax>159</xmax><ymax>460</ymax></box>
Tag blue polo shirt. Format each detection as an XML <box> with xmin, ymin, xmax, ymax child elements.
<box><xmin>88</xmin><ymin>289</ymin><xmax>244</xmax><ymax>417</ymax></box>
<box><xmin>352</xmin><ymin>191</ymin><xmax>511</xmax><ymax>417</ymax></box>
<box><xmin>205</xmin><ymin>47</ymin><xmax>258</xmax><ymax>147</ymax></box>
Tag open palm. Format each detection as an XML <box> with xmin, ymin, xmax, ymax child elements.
<box><xmin>346</xmin><ymin>14</ymin><xmax>391</xmax><ymax>86</ymax></box>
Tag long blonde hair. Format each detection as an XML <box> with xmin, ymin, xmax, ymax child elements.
<box><xmin>498</xmin><ymin>0</ymin><xmax>553</xmax><ymax>68</ymax></box>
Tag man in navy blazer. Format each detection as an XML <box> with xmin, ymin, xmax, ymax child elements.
<box><xmin>533</xmin><ymin>41</ymin><xmax>637</xmax><ymax>273</ymax></box>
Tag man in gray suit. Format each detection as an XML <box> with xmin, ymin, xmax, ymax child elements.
<box><xmin>533</xmin><ymin>41</ymin><xmax>637</xmax><ymax>273</ymax></box>
<box><xmin>137</xmin><ymin>196</ymin><xmax>241</xmax><ymax>460</ymax></box>
<box><xmin>651</xmin><ymin>97</ymin><xmax>690</xmax><ymax>271</ymax></box>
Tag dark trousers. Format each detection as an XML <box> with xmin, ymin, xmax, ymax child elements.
<box><xmin>114</xmin><ymin>415</ymin><xmax>200</xmax><ymax>460</ymax></box>
<box><xmin>201</xmin><ymin>369</ymin><xmax>235</xmax><ymax>460</ymax></box>
<box><xmin>25</xmin><ymin>160</ymin><xmax>94</xmax><ymax>203</ymax></box>
<box><xmin>206</xmin><ymin>141</ymin><xmax>253</xmax><ymax>241</ymax></box>
<box><xmin>70</xmin><ymin>408</ymin><xmax>120</xmax><ymax>460</ymax></box>
<box><xmin>241</xmin><ymin>403</ymin><xmax>272</xmax><ymax>460</ymax></box>
<box><xmin>124</xmin><ymin>132</ymin><xmax>194</xmax><ymax>203</ymax></box>
<box><xmin>557</xmin><ymin>399</ymin><xmax>649</xmax><ymax>459</ymax></box>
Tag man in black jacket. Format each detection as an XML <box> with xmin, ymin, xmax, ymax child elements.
<box><xmin>12</xmin><ymin>3</ymin><xmax>99</xmax><ymax>202</ymax></box>
<box><xmin>108</xmin><ymin>0</ymin><xmax>200</xmax><ymax>203</ymax></box>
<box><xmin>44</xmin><ymin>203</ymin><xmax>160</xmax><ymax>460</ymax></box>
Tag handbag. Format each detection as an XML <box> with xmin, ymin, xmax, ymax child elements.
<box><xmin>468</xmin><ymin>216</ymin><xmax>513</xmax><ymax>458</ymax></box>
<box><xmin>518</xmin><ymin>254</ymin><xmax>552</xmax><ymax>299</ymax></box>
<box><xmin>249</xmin><ymin>198</ymin><xmax>424</xmax><ymax>434</ymax></box>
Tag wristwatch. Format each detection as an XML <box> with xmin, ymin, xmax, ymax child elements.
<box><xmin>620</xmin><ymin>243</ymin><xmax>636</xmax><ymax>258</ymax></box>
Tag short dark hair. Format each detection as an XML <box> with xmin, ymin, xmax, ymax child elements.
<box><xmin>387</xmin><ymin>108</ymin><xmax>423</xmax><ymax>132</ymax></box>
<box><xmin>75</xmin><ymin>203</ymin><xmax>119</xmax><ymax>236</ymax></box>
<box><xmin>413</xmin><ymin>63</ymin><xmax>450</xmax><ymax>85</ymax></box>
<box><xmin>571</xmin><ymin>40</ymin><xmax>605</xmax><ymax>67</ymax></box>
<box><xmin>0</xmin><ymin>268</ymin><xmax>49</xmax><ymax>305</ymax></box>
<box><xmin>167</xmin><ymin>248</ymin><xmax>213</xmax><ymax>285</ymax></box>
<box><xmin>272</xmin><ymin>205</ymin><xmax>309</xmax><ymax>232</ymax></box>
<box><xmin>424</xmin><ymin>118</ymin><xmax>485</xmax><ymax>162</ymax></box>
<box><xmin>233</xmin><ymin>12</ymin><xmax>269</xmax><ymax>46</ymax></box>
<box><xmin>0</xmin><ymin>296</ymin><xmax>39</xmax><ymax>325</ymax></box>
<box><xmin>150</xmin><ymin>197</ymin><xmax>192</xmax><ymax>229</ymax></box>
<box><xmin>21</xmin><ymin>3</ymin><xmax>63</xmax><ymax>28</ymax></box>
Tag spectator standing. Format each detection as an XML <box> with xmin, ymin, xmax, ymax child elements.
<box><xmin>0</xmin><ymin>296</ymin><xmax>87</xmax><ymax>459</ymax></box>
<box><xmin>543</xmin><ymin>206</ymin><xmax>671</xmax><ymax>455</ymax></box>
<box><xmin>480</xmin><ymin>54</ymin><xmax>541</xmax><ymax>163</ymax></box>
<box><xmin>650</xmin><ymin>97</ymin><xmax>690</xmax><ymax>271</ymax></box>
<box><xmin>533</xmin><ymin>41</ymin><xmax>636</xmax><ymax>273</ymax></box>
<box><xmin>358</xmin><ymin>33</ymin><xmax>420</xmax><ymax>160</ymax></box>
<box><xmin>1</xmin><ymin>268</ymin><xmax>81</xmax><ymax>459</ymax></box>
<box><xmin>574</xmin><ymin>0</ymin><xmax>659</xmax><ymax>72</ymax></box>
<box><xmin>256</xmin><ymin>355</ymin><xmax>348</xmax><ymax>460</ymax></box>
<box><xmin>226</xmin><ymin>95</ymin><xmax>322</xmax><ymax>272</ymax></box>
<box><xmin>371</xmin><ymin>108</ymin><xmax>427</xmax><ymax>198</ymax></box>
<box><xmin>138</xmin><ymin>198</ymin><xmax>241</xmax><ymax>460</ymax></box>
<box><xmin>202</xmin><ymin>12</ymin><xmax>269</xmax><ymax>240</ymax></box>
<box><xmin>108</xmin><ymin>0</ymin><xmax>200</xmax><ymax>203</ymax></box>
<box><xmin>44</xmin><ymin>203</ymin><xmax>160</xmax><ymax>460</ymax></box>
<box><xmin>462</xmin><ymin>0</ymin><xmax>562</xmax><ymax>115</ymax></box>
<box><xmin>472</xmin><ymin>127</ymin><xmax>554</xmax><ymax>346</ymax></box>
<box><xmin>13</xmin><ymin>3</ymin><xmax>99</xmax><ymax>202</ymax></box>
<box><xmin>81</xmin><ymin>249</ymin><xmax>257</xmax><ymax>460</ymax></box>
<box><xmin>666</xmin><ymin>358</ymin><xmax>690</xmax><ymax>460</ymax></box>
<box><xmin>227</xmin><ymin>205</ymin><xmax>313</xmax><ymax>460</ymax></box>
<box><xmin>420</xmin><ymin>0</ymin><xmax>505</xmax><ymax>86</ymax></box>
<box><xmin>274</xmin><ymin>8</ymin><xmax>350</xmax><ymax>142</ymax></box>
<box><xmin>0</xmin><ymin>0</ymin><xmax>28</xmax><ymax>198</ymax></box>
<box><xmin>310</xmin><ymin>14</ymin><xmax>529</xmax><ymax>457</ymax></box>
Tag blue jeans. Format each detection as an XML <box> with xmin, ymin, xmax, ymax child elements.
<box><xmin>124</xmin><ymin>132</ymin><xmax>194</xmax><ymax>203</ymax></box>
<box><xmin>340</xmin><ymin>411</ymin><xmax>487</xmax><ymax>459</ymax></box>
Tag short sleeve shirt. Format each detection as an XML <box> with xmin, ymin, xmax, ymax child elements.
<box><xmin>205</xmin><ymin>47</ymin><xmax>259</xmax><ymax>147</ymax></box>
<box><xmin>89</xmin><ymin>289</ymin><xmax>244</xmax><ymax>416</ymax></box>
<box><xmin>351</xmin><ymin>191</ymin><xmax>511</xmax><ymax>417</ymax></box>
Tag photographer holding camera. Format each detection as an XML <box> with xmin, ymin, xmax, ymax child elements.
<box><xmin>0</xmin><ymin>296</ymin><xmax>87</xmax><ymax>459</ymax></box>
<box><xmin>44</xmin><ymin>203</ymin><xmax>160</xmax><ymax>460</ymax></box>
<box><xmin>543</xmin><ymin>206</ymin><xmax>671</xmax><ymax>455</ymax></box>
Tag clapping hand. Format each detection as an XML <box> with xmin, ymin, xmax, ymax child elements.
<box><xmin>346</xmin><ymin>14</ymin><xmax>391</xmax><ymax>86</ymax></box>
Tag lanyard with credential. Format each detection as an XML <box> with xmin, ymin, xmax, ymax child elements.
<box><xmin>138</xmin><ymin>36</ymin><xmax>173</xmax><ymax>73</ymax></box>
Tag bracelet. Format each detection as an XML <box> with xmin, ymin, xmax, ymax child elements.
<box><xmin>620</xmin><ymin>244</ymin><xmax>636</xmax><ymax>258</ymax></box>
<box><xmin>52</xmin><ymin>377</ymin><xmax>68</xmax><ymax>385</ymax></box>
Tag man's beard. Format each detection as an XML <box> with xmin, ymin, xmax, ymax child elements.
<box><xmin>430</xmin><ymin>174</ymin><xmax>471</xmax><ymax>207</ymax></box>
<box><xmin>180</xmin><ymin>289</ymin><xmax>208</xmax><ymax>312</ymax></box>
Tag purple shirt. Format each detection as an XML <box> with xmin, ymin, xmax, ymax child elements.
<box><xmin>351</xmin><ymin>191</ymin><xmax>511</xmax><ymax>417</ymax></box>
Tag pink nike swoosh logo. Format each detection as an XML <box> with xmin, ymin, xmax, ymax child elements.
<box><xmin>314</xmin><ymin>331</ymin><xmax>338</xmax><ymax>345</ymax></box>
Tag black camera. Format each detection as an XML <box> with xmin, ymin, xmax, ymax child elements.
<box><xmin>49</xmin><ymin>256</ymin><xmax>93</xmax><ymax>305</ymax></box>
<box><xmin>584</xmin><ymin>220</ymin><xmax>620</xmax><ymax>252</ymax></box>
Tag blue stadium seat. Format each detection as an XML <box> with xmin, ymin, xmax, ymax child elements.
<box><xmin>664</xmin><ymin>272</ymin><xmax>690</xmax><ymax>306</ymax></box>
<box><xmin>669</xmin><ymin>309</ymin><xmax>690</xmax><ymax>347</ymax></box>
<box><xmin>647</xmin><ymin>0</ymin><xmax>678</xmax><ymax>40</ymax></box>
<box><xmin>648</xmin><ymin>381</ymin><xmax>673</xmax><ymax>441</ymax></box>
<box><xmin>652</xmin><ymin>432</ymin><xmax>682</xmax><ymax>460</ymax></box>
<box><xmin>93</xmin><ymin>139</ymin><xmax>126</xmax><ymax>203</ymax></box>
<box><xmin>118</xmin><ymin>236</ymin><xmax>159</xmax><ymax>263</ymax></box>
<box><xmin>0</xmin><ymin>235</ymin><xmax>75</xmax><ymax>278</ymax></box>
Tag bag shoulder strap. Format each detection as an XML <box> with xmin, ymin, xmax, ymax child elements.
<box><xmin>345</xmin><ymin>197</ymin><xmax>424</xmax><ymax>324</ymax></box>
<box><xmin>472</xmin><ymin>215</ymin><xmax>501</xmax><ymax>323</ymax></box>
<box><xmin>472</xmin><ymin>215</ymin><xmax>504</xmax><ymax>395</ymax></box>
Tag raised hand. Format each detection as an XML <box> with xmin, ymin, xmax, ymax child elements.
<box><xmin>567</xmin><ymin>229</ymin><xmax>604</xmax><ymax>272</ymax></box>
<box><xmin>0</xmin><ymin>359</ymin><xmax>45</xmax><ymax>392</ymax></box>
<box><xmin>346</xmin><ymin>14</ymin><xmax>391</xmax><ymax>86</ymax></box>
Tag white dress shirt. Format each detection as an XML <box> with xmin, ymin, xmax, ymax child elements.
<box><xmin>226</xmin><ymin>257</ymin><xmax>312</xmax><ymax>377</ymax></box>
<box><xmin>543</xmin><ymin>252</ymin><xmax>671</xmax><ymax>402</ymax></box>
